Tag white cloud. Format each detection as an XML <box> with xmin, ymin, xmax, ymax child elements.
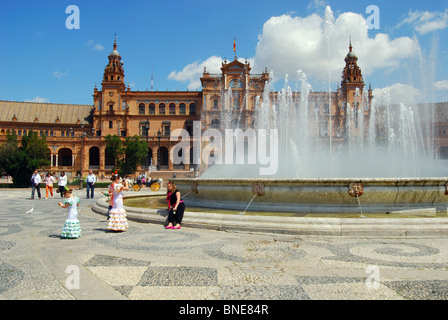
<box><xmin>86</xmin><ymin>39</ymin><xmax>105</xmax><ymax>51</ymax></box>
<box><xmin>25</xmin><ymin>97</ymin><xmax>50</xmax><ymax>103</ymax></box>
<box><xmin>307</xmin><ymin>0</ymin><xmax>327</xmax><ymax>11</ymax></box>
<box><xmin>168</xmin><ymin>56</ymin><xmax>223</xmax><ymax>90</ymax></box>
<box><xmin>398</xmin><ymin>9</ymin><xmax>448</xmax><ymax>35</ymax></box>
<box><xmin>94</xmin><ymin>44</ymin><xmax>104</xmax><ymax>51</ymax></box>
<box><xmin>435</xmin><ymin>80</ymin><xmax>448</xmax><ymax>91</ymax></box>
<box><xmin>168</xmin><ymin>6</ymin><xmax>419</xmax><ymax>90</ymax></box>
<box><xmin>53</xmin><ymin>69</ymin><xmax>69</xmax><ymax>79</ymax></box>
<box><xmin>253</xmin><ymin>6</ymin><xmax>419</xmax><ymax>83</ymax></box>
<box><xmin>373</xmin><ymin>83</ymin><xmax>422</xmax><ymax>105</ymax></box>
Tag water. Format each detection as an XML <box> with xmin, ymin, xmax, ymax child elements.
<box><xmin>202</xmin><ymin>69</ymin><xmax>444</xmax><ymax>180</ymax></box>
<box><xmin>356</xmin><ymin>195</ymin><xmax>365</xmax><ymax>218</ymax></box>
<box><xmin>181</xmin><ymin>192</ymin><xmax>190</xmax><ymax>200</ymax></box>
<box><xmin>201</xmin><ymin>7</ymin><xmax>445</xmax><ymax>180</ymax></box>
<box><xmin>239</xmin><ymin>194</ymin><xmax>258</xmax><ymax>215</ymax></box>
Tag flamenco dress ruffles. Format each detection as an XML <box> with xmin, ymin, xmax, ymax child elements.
<box><xmin>107</xmin><ymin>183</ymin><xmax>128</xmax><ymax>231</ymax></box>
<box><xmin>61</xmin><ymin>196</ymin><xmax>81</xmax><ymax>239</ymax></box>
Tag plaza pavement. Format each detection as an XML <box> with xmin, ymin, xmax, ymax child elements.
<box><xmin>1</xmin><ymin>188</ymin><xmax>448</xmax><ymax>304</ymax></box>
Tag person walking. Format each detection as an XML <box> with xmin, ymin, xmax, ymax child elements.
<box><xmin>58</xmin><ymin>187</ymin><xmax>81</xmax><ymax>239</ymax></box>
<box><xmin>165</xmin><ymin>182</ymin><xmax>185</xmax><ymax>230</ymax></box>
<box><xmin>57</xmin><ymin>171</ymin><xmax>67</xmax><ymax>198</ymax></box>
<box><xmin>45</xmin><ymin>172</ymin><xmax>56</xmax><ymax>199</ymax></box>
<box><xmin>85</xmin><ymin>170</ymin><xmax>96</xmax><ymax>199</ymax></box>
<box><xmin>30</xmin><ymin>169</ymin><xmax>42</xmax><ymax>200</ymax></box>
<box><xmin>107</xmin><ymin>172</ymin><xmax>129</xmax><ymax>232</ymax></box>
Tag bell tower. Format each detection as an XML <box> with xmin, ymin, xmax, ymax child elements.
<box><xmin>92</xmin><ymin>35</ymin><xmax>127</xmax><ymax>138</ymax></box>
<box><xmin>101</xmin><ymin>35</ymin><xmax>126</xmax><ymax>91</ymax></box>
<box><xmin>338</xmin><ymin>40</ymin><xmax>373</xmax><ymax>136</ymax></box>
<box><xmin>341</xmin><ymin>40</ymin><xmax>364</xmax><ymax>106</ymax></box>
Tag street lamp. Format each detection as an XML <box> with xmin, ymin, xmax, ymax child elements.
<box><xmin>145</xmin><ymin>120</ymin><xmax>150</xmax><ymax>168</ymax></box>
<box><xmin>157</xmin><ymin>129</ymin><xmax>162</xmax><ymax>170</ymax></box>
<box><xmin>79</xmin><ymin>123</ymin><xmax>85</xmax><ymax>190</ymax></box>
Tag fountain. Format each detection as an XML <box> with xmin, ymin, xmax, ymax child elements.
<box><xmin>172</xmin><ymin>35</ymin><xmax>448</xmax><ymax>215</ymax></box>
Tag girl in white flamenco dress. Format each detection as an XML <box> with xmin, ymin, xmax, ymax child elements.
<box><xmin>58</xmin><ymin>188</ymin><xmax>81</xmax><ymax>239</ymax></box>
<box><xmin>107</xmin><ymin>174</ymin><xmax>129</xmax><ymax>232</ymax></box>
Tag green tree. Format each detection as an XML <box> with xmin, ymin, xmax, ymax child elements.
<box><xmin>104</xmin><ymin>134</ymin><xmax>148</xmax><ymax>177</ymax></box>
<box><xmin>0</xmin><ymin>131</ymin><xmax>50</xmax><ymax>187</ymax></box>
<box><xmin>119</xmin><ymin>135</ymin><xmax>149</xmax><ymax>177</ymax></box>
<box><xmin>105</xmin><ymin>134</ymin><xmax>122</xmax><ymax>168</ymax></box>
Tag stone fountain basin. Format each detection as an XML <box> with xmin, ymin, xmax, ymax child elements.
<box><xmin>171</xmin><ymin>178</ymin><xmax>448</xmax><ymax>214</ymax></box>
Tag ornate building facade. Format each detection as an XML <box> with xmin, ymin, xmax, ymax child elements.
<box><xmin>0</xmin><ymin>38</ymin><xmax>447</xmax><ymax>180</ymax></box>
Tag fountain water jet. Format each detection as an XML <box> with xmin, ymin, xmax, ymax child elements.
<box><xmin>173</xmin><ymin>27</ymin><xmax>448</xmax><ymax>215</ymax></box>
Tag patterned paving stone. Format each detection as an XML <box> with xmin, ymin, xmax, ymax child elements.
<box><xmin>85</xmin><ymin>254</ymin><xmax>151</xmax><ymax>267</ymax></box>
<box><xmin>138</xmin><ymin>266</ymin><xmax>219</xmax><ymax>287</ymax></box>
<box><xmin>218</xmin><ymin>285</ymin><xmax>310</xmax><ymax>300</ymax></box>
<box><xmin>2</xmin><ymin>189</ymin><xmax>448</xmax><ymax>301</ymax></box>
<box><xmin>0</xmin><ymin>262</ymin><xmax>25</xmax><ymax>295</ymax></box>
<box><xmin>384</xmin><ymin>280</ymin><xmax>448</xmax><ymax>300</ymax></box>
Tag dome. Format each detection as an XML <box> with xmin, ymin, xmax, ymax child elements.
<box><xmin>110</xmin><ymin>35</ymin><xmax>120</xmax><ymax>56</ymax></box>
<box><xmin>347</xmin><ymin>51</ymin><xmax>356</xmax><ymax>58</ymax></box>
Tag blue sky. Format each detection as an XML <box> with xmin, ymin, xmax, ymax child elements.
<box><xmin>0</xmin><ymin>0</ymin><xmax>447</xmax><ymax>105</ymax></box>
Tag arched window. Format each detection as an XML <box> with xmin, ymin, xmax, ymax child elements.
<box><xmin>139</xmin><ymin>103</ymin><xmax>145</xmax><ymax>115</ymax></box>
<box><xmin>149</xmin><ymin>103</ymin><xmax>155</xmax><ymax>114</ymax></box>
<box><xmin>211</xmin><ymin>119</ymin><xmax>220</xmax><ymax>129</ymax></box>
<box><xmin>88</xmin><ymin>147</ymin><xmax>100</xmax><ymax>168</ymax></box>
<box><xmin>179</xmin><ymin>103</ymin><xmax>186</xmax><ymax>115</ymax></box>
<box><xmin>158</xmin><ymin>147</ymin><xmax>169</xmax><ymax>168</ymax></box>
<box><xmin>58</xmin><ymin>148</ymin><xmax>73</xmax><ymax>166</ymax></box>
<box><xmin>169</xmin><ymin>103</ymin><xmax>176</xmax><ymax>115</ymax></box>
<box><xmin>159</xmin><ymin>103</ymin><xmax>166</xmax><ymax>115</ymax></box>
<box><xmin>189</xmin><ymin>103</ymin><xmax>196</xmax><ymax>115</ymax></box>
<box><xmin>229</xmin><ymin>79</ymin><xmax>243</xmax><ymax>88</ymax></box>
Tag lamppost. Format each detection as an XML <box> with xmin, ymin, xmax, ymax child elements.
<box><xmin>73</xmin><ymin>124</ymin><xmax>94</xmax><ymax>190</ymax></box>
<box><xmin>157</xmin><ymin>129</ymin><xmax>162</xmax><ymax>171</ymax></box>
<box><xmin>145</xmin><ymin>120</ymin><xmax>150</xmax><ymax>169</ymax></box>
<box><xmin>79</xmin><ymin>123</ymin><xmax>85</xmax><ymax>190</ymax></box>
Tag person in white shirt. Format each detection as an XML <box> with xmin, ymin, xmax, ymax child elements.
<box><xmin>45</xmin><ymin>172</ymin><xmax>56</xmax><ymax>199</ymax></box>
<box><xmin>57</xmin><ymin>171</ymin><xmax>68</xmax><ymax>198</ymax></box>
<box><xmin>30</xmin><ymin>169</ymin><xmax>42</xmax><ymax>200</ymax></box>
<box><xmin>85</xmin><ymin>170</ymin><xmax>96</xmax><ymax>199</ymax></box>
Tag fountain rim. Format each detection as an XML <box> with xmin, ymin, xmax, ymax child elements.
<box><xmin>169</xmin><ymin>177</ymin><xmax>448</xmax><ymax>184</ymax></box>
<box><xmin>91</xmin><ymin>194</ymin><xmax>448</xmax><ymax>237</ymax></box>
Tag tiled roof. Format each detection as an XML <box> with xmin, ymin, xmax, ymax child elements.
<box><xmin>0</xmin><ymin>100</ymin><xmax>94</xmax><ymax>124</ymax></box>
